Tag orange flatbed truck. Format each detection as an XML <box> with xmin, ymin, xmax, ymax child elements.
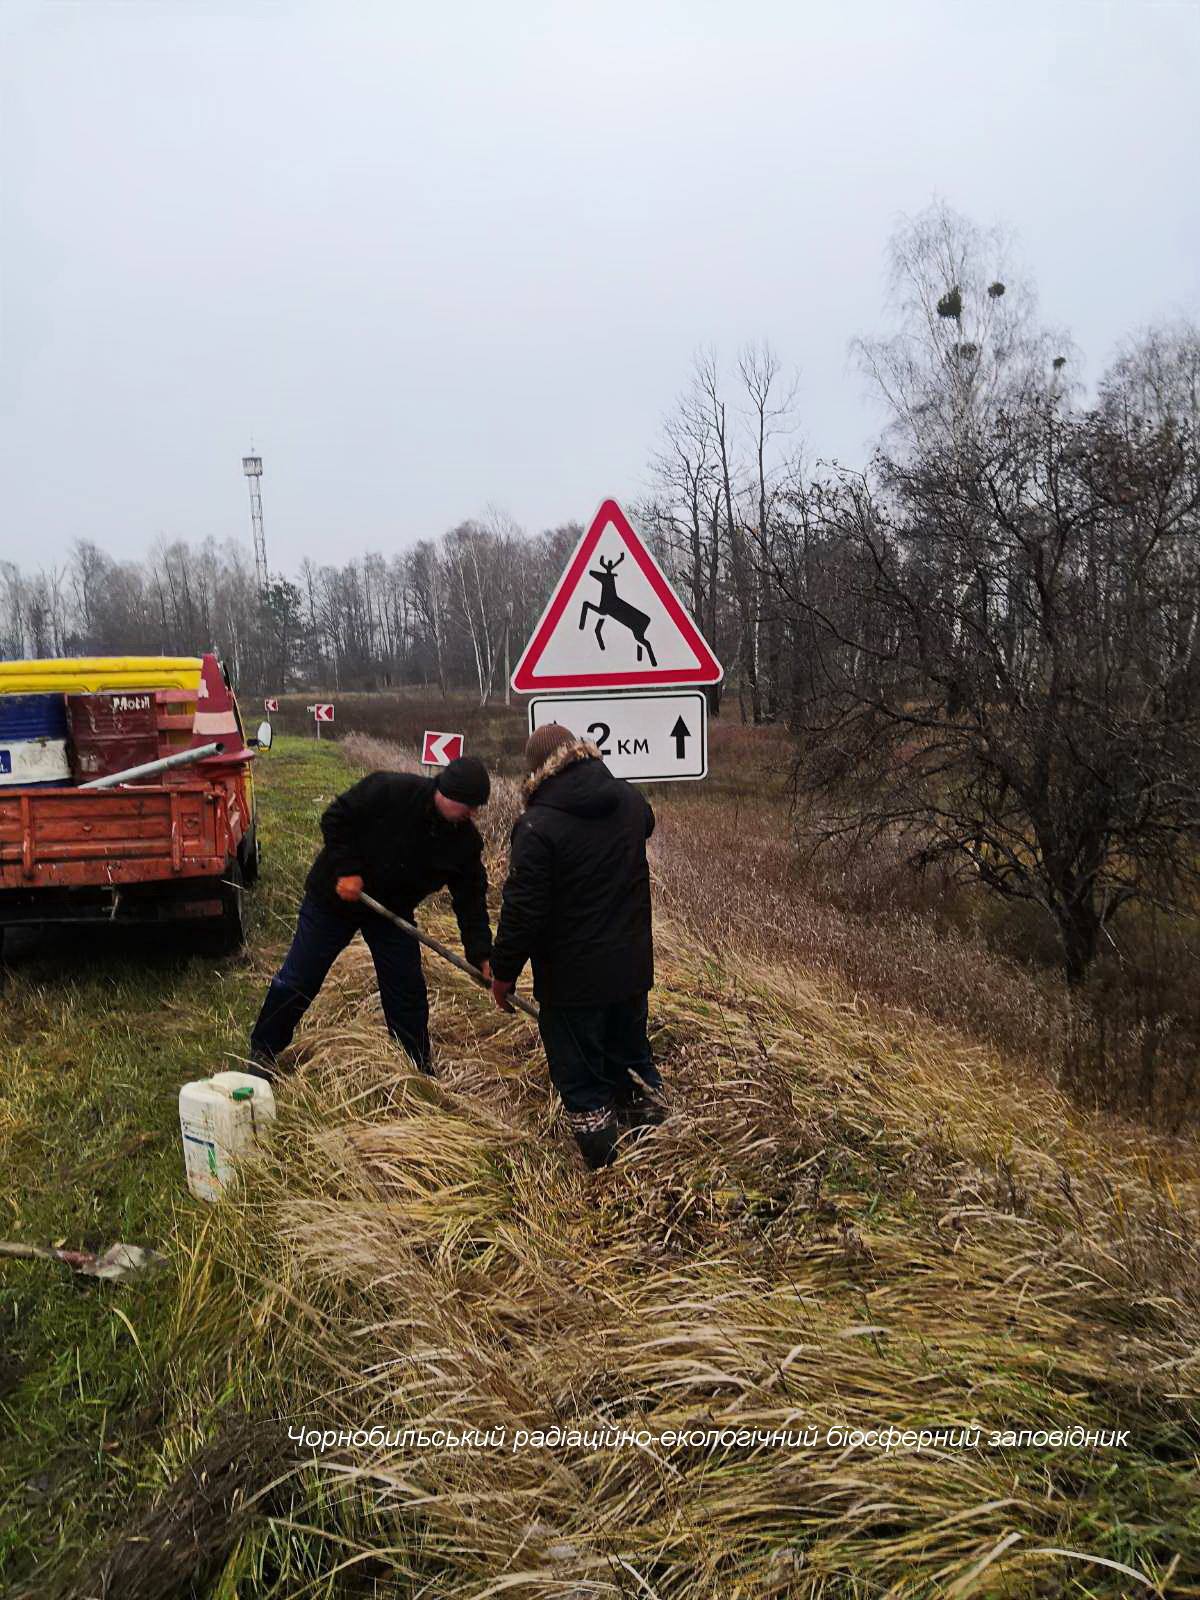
<box><xmin>0</xmin><ymin>654</ymin><xmax>268</xmax><ymax>953</ymax></box>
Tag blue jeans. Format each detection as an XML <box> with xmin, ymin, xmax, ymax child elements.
<box><xmin>250</xmin><ymin>894</ymin><xmax>431</xmax><ymax>1069</ymax></box>
<box><xmin>536</xmin><ymin>995</ymin><xmax>662</xmax><ymax>1117</ymax></box>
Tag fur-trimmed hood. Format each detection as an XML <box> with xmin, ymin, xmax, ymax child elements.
<box><xmin>522</xmin><ymin>739</ymin><xmax>621</xmax><ymax>820</ymax></box>
<box><xmin>522</xmin><ymin>738</ymin><xmax>602</xmax><ymax>801</ymax></box>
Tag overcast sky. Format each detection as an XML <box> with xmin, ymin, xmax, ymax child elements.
<box><xmin>2</xmin><ymin>0</ymin><xmax>1197</xmax><ymax>570</ymax></box>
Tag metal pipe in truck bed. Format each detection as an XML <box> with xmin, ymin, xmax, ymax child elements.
<box><xmin>77</xmin><ymin>741</ymin><xmax>226</xmax><ymax>790</ymax></box>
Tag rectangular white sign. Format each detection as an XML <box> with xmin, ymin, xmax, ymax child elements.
<box><xmin>528</xmin><ymin>691</ymin><xmax>708</xmax><ymax>782</ymax></box>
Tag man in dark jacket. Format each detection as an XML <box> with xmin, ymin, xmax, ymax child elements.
<box><xmin>249</xmin><ymin>756</ymin><xmax>493</xmax><ymax>1075</ymax></box>
<box><xmin>490</xmin><ymin>723</ymin><xmax>663</xmax><ymax>1168</ymax></box>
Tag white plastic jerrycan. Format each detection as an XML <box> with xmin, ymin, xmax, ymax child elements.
<box><xmin>179</xmin><ymin>1070</ymin><xmax>276</xmax><ymax>1203</ymax></box>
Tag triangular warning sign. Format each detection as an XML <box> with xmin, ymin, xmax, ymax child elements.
<box><xmin>512</xmin><ymin>499</ymin><xmax>724</xmax><ymax>692</ymax></box>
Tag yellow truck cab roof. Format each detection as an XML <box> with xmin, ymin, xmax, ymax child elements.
<box><xmin>0</xmin><ymin>656</ymin><xmax>204</xmax><ymax>695</ymax></box>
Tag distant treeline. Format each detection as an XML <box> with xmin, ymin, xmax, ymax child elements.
<box><xmin>0</xmin><ymin>516</ymin><xmax>590</xmax><ymax>705</ymax></box>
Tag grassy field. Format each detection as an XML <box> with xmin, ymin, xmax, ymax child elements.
<box><xmin>0</xmin><ymin>735</ymin><xmax>347</xmax><ymax>1594</ymax></box>
<box><xmin>1</xmin><ymin>726</ymin><xmax>1198</xmax><ymax>1597</ymax></box>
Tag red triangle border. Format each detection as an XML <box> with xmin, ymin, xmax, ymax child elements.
<box><xmin>511</xmin><ymin>499</ymin><xmax>723</xmax><ymax>691</ymax></box>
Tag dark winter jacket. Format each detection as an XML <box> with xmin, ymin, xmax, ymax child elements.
<box><xmin>305</xmin><ymin>771</ymin><xmax>492</xmax><ymax>966</ymax></box>
<box><xmin>491</xmin><ymin>740</ymin><xmax>654</xmax><ymax>1006</ymax></box>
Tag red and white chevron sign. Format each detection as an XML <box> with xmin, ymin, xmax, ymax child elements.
<box><xmin>312</xmin><ymin>703</ymin><xmax>335</xmax><ymax>723</ymax></box>
<box><xmin>422</xmin><ymin>730</ymin><xmax>464</xmax><ymax>766</ymax></box>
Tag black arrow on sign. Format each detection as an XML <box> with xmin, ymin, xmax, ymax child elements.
<box><xmin>670</xmin><ymin>716</ymin><xmax>691</xmax><ymax>760</ymax></box>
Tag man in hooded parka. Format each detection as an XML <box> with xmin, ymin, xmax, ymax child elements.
<box><xmin>490</xmin><ymin>723</ymin><xmax>664</xmax><ymax>1167</ymax></box>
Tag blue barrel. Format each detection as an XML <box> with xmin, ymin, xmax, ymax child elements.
<box><xmin>0</xmin><ymin>694</ymin><xmax>69</xmax><ymax>740</ymax></box>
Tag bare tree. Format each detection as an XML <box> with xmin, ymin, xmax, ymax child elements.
<box><xmin>855</xmin><ymin>200</ymin><xmax>1070</xmax><ymax>460</ymax></box>
<box><xmin>1104</xmin><ymin>320</ymin><xmax>1200</xmax><ymax>433</ymax></box>
<box><xmin>788</xmin><ymin>401</ymin><xmax>1200</xmax><ymax>987</ymax></box>
<box><xmin>443</xmin><ymin>515</ymin><xmax>518</xmax><ymax>706</ymax></box>
<box><xmin>406</xmin><ymin>540</ymin><xmax>449</xmax><ymax>697</ymax></box>
<box><xmin>644</xmin><ymin>382</ymin><xmax>725</xmax><ymax>711</ymax></box>
<box><xmin>697</xmin><ymin>350</ymin><xmax>762</xmax><ymax>721</ymax></box>
<box><xmin>739</xmin><ymin>341</ymin><xmax>800</xmax><ymax>719</ymax></box>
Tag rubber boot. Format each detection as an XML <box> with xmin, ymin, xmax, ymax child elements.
<box><xmin>615</xmin><ymin>1091</ymin><xmax>666</xmax><ymax>1133</ymax></box>
<box><xmin>566</xmin><ymin>1107</ymin><xmax>620</xmax><ymax>1170</ymax></box>
<box><xmin>244</xmin><ymin>1047</ymin><xmax>280</xmax><ymax>1084</ymax></box>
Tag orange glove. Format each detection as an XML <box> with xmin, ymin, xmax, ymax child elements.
<box><xmin>491</xmin><ymin>977</ymin><xmax>515</xmax><ymax>1013</ymax></box>
<box><xmin>335</xmin><ymin>874</ymin><xmax>364</xmax><ymax>901</ymax></box>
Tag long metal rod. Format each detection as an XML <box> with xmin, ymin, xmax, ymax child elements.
<box><xmin>79</xmin><ymin>741</ymin><xmax>225</xmax><ymax>790</ymax></box>
<box><xmin>359</xmin><ymin>890</ymin><xmax>539</xmax><ymax>1020</ymax></box>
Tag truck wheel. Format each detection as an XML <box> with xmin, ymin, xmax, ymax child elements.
<box><xmin>212</xmin><ymin>861</ymin><xmax>247</xmax><ymax>955</ymax></box>
<box><xmin>240</xmin><ymin>823</ymin><xmax>261</xmax><ymax>886</ymax></box>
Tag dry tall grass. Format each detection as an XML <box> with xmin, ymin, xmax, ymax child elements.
<box><xmin>656</xmin><ymin>726</ymin><xmax>1200</xmax><ymax>1126</ymax></box>
<box><xmin>342</xmin><ymin>722</ymin><xmax>1199</xmax><ymax>1127</ymax></box>
<box><xmin>176</xmin><ymin>733</ymin><xmax>1199</xmax><ymax>1596</ymax></box>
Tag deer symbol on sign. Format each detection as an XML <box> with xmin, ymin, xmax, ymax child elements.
<box><xmin>578</xmin><ymin>552</ymin><xmax>658</xmax><ymax>666</ymax></box>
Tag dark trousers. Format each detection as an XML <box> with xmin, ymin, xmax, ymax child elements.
<box><xmin>250</xmin><ymin>894</ymin><xmax>431</xmax><ymax>1069</ymax></box>
<box><xmin>537</xmin><ymin>994</ymin><xmax>662</xmax><ymax>1119</ymax></box>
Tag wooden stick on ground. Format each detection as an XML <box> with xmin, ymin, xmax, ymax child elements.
<box><xmin>358</xmin><ymin>891</ymin><xmax>540</xmax><ymax>1020</ymax></box>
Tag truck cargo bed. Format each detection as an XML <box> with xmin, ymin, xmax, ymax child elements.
<box><xmin>0</xmin><ymin>782</ymin><xmax>232</xmax><ymax>891</ymax></box>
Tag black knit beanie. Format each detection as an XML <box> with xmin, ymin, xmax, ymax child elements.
<box><xmin>436</xmin><ymin>756</ymin><xmax>490</xmax><ymax>807</ymax></box>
